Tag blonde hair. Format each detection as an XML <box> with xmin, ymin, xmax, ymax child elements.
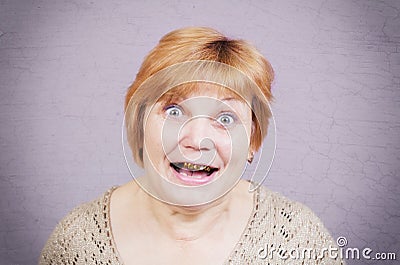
<box><xmin>125</xmin><ymin>27</ymin><xmax>274</xmax><ymax>166</ymax></box>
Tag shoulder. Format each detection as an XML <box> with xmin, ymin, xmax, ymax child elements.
<box><xmin>258</xmin><ymin>185</ymin><xmax>327</xmax><ymax>229</ymax></box>
<box><xmin>240</xmin><ymin>186</ymin><xmax>345</xmax><ymax>264</ymax></box>
<box><xmin>39</xmin><ymin>187</ymin><xmax>121</xmax><ymax>265</ymax></box>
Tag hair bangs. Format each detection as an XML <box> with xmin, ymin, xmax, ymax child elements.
<box><xmin>151</xmin><ymin>60</ymin><xmax>259</xmax><ymax>107</ymax></box>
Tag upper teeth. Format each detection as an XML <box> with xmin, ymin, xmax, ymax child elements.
<box><xmin>183</xmin><ymin>162</ymin><xmax>211</xmax><ymax>172</ymax></box>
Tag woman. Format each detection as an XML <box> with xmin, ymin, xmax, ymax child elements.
<box><xmin>40</xmin><ymin>27</ymin><xmax>344</xmax><ymax>264</ymax></box>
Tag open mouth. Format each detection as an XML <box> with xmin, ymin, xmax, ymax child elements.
<box><xmin>170</xmin><ymin>162</ymin><xmax>219</xmax><ymax>185</ymax></box>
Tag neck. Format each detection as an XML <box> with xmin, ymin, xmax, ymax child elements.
<box><xmin>139</xmin><ymin>187</ymin><xmax>233</xmax><ymax>242</ymax></box>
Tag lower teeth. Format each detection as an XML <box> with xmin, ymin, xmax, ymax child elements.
<box><xmin>178</xmin><ymin>170</ymin><xmax>208</xmax><ymax>179</ymax></box>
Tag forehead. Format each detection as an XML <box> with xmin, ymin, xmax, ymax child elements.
<box><xmin>157</xmin><ymin>82</ymin><xmax>248</xmax><ymax>104</ymax></box>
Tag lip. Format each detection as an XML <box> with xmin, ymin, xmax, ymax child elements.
<box><xmin>169</xmin><ymin>164</ymin><xmax>218</xmax><ymax>186</ymax></box>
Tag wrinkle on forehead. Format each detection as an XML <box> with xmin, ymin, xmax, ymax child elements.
<box><xmin>157</xmin><ymin>82</ymin><xmax>249</xmax><ymax>106</ymax></box>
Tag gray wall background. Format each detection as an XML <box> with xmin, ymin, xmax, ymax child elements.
<box><xmin>1</xmin><ymin>0</ymin><xmax>399</xmax><ymax>264</ymax></box>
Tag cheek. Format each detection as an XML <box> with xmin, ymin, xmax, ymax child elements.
<box><xmin>144</xmin><ymin>115</ymin><xmax>165</xmax><ymax>160</ymax></box>
<box><xmin>217</xmin><ymin>125</ymin><xmax>251</xmax><ymax>165</ymax></box>
<box><xmin>215</xmin><ymin>132</ymin><xmax>231</xmax><ymax>163</ymax></box>
<box><xmin>160</xmin><ymin>121</ymin><xmax>181</xmax><ymax>155</ymax></box>
<box><xmin>144</xmin><ymin>113</ymin><xmax>182</xmax><ymax>162</ymax></box>
<box><xmin>215</xmin><ymin>129</ymin><xmax>248</xmax><ymax>164</ymax></box>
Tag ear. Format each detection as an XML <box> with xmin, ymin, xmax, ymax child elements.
<box><xmin>247</xmin><ymin>121</ymin><xmax>256</xmax><ymax>163</ymax></box>
<box><xmin>247</xmin><ymin>151</ymin><xmax>254</xmax><ymax>164</ymax></box>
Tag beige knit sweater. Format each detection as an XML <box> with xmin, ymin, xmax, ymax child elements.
<box><xmin>40</xmin><ymin>186</ymin><xmax>344</xmax><ymax>264</ymax></box>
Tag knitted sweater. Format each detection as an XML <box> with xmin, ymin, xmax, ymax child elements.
<box><xmin>40</xmin><ymin>186</ymin><xmax>344</xmax><ymax>264</ymax></box>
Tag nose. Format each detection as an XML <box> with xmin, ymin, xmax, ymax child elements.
<box><xmin>179</xmin><ymin>117</ymin><xmax>215</xmax><ymax>152</ymax></box>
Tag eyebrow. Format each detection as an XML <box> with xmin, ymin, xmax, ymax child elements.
<box><xmin>161</xmin><ymin>95</ymin><xmax>244</xmax><ymax>107</ymax></box>
<box><xmin>217</xmin><ymin>97</ymin><xmax>247</xmax><ymax>110</ymax></box>
<box><xmin>220</xmin><ymin>97</ymin><xmax>242</xmax><ymax>102</ymax></box>
<box><xmin>172</xmin><ymin>96</ymin><xmax>241</xmax><ymax>103</ymax></box>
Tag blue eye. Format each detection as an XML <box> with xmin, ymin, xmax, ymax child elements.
<box><xmin>165</xmin><ymin>105</ymin><xmax>183</xmax><ymax>117</ymax></box>
<box><xmin>217</xmin><ymin>113</ymin><xmax>235</xmax><ymax>126</ymax></box>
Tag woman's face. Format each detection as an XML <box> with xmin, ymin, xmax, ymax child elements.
<box><xmin>140</xmin><ymin>85</ymin><xmax>253</xmax><ymax>205</ymax></box>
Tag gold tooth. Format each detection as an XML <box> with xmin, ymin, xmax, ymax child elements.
<box><xmin>181</xmin><ymin>162</ymin><xmax>212</xmax><ymax>171</ymax></box>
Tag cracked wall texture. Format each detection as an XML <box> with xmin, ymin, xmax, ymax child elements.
<box><xmin>0</xmin><ymin>0</ymin><xmax>399</xmax><ymax>264</ymax></box>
